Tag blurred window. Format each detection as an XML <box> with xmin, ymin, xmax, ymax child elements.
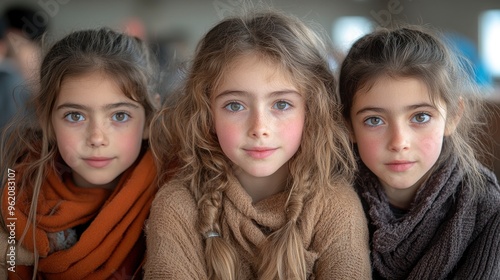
<box><xmin>480</xmin><ymin>10</ymin><xmax>500</xmax><ymax>77</ymax></box>
<box><xmin>332</xmin><ymin>16</ymin><xmax>372</xmax><ymax>53</ymax></box>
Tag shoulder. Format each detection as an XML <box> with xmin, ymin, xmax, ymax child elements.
<box><xmin>470</xmin><ymin>173</ymin><xmax>500</xmax><ymax>263</ymax></box>
<box><xmin>151</xmin><ymin>180</ymin><xmax>197</xmax><ymax>215</ymax></box>
<box><xmin>304</xmin><ymin>183</ymin><xmax>371</xmax><ymax>277</ymax></box>
<box><xmin>148</xmin><ymin>180</ymin><xmax>198</xmax><ymax>232</ymax></box>
<box><xmin>144</xmin><ymin>180</ymin><xmax>207</xmax><ymax>279</ymax></box>
<box><xmin>305</xmin><ymin>182</ymin><xmax>367</xmax><ymax>232</ymax></box>
<box><xmin>477</xmin><ymin>166</ymin><xmax>500</xmax><ymax>206</ymax></box>
<box><xmin>467</xmin><ymin>166</ymin><xmax>500</xmax><ymax>237</ymax></box>
<box><xmin>320</xmin><ymin>182</ymin><xmax>365</xmax><ymax>216</ymax></box>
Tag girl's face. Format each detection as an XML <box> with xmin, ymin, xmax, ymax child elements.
<box><xmin>212</xmin><ymin>54</ymin><xmax>305</xmax><ymax>189</ymax></box>
<box><xmin>350</xmin><ymin>76</ymin><xmax>448</xmax><ymax>206</ymax></box>
<box><xmin>51</xmin><ymin>72</ymin><xmax>147</xmax><ymax>189</ymax></box>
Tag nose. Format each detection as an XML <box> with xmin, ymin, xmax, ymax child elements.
<box><xmin>248</xmin><ymin>109</ymin><xmax>269</xmax><ymax>138</ymax></box>
<box><xmin>86</xmin><ymin>120</ymin><xmax>109</xmax><ymax>147</ymax></box>
<box><xmin>388</xmin><ymin>123</ymin><xmax>410</xmax><ymax>152</ymax></box>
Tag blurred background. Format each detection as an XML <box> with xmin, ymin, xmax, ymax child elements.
<box><xmin>0</xmin><ymin>0</ymin><xmax>499</xmax><ymax>177</ymax></box>
<box><xmin>1</xmin><ymin>0</ymin><xmax>499</xmax><ymax>92</ymax></box>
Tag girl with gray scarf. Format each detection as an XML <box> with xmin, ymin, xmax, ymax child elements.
<box><xmin>339</xmin><ymin>25</ymin><xmax>500</xmax><ymax>279</ymax></box>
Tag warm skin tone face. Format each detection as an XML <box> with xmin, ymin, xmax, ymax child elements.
<box><xmin>51</xmin><ymin>72</ymin><xmax>147</xmax><ymax>190</ymax></box>
<box><xmin>350</xmin><ymin>76</ymin><xmax>449</xmax><ymax>209</ymax></box>
<box><xmin>212</xmin><ymin>54</ymin><xmax>306</xmax><ymax>203</ymax></box>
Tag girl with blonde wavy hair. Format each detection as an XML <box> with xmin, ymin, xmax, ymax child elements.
<box><xmin>145</xmin><ymin>10</ymin><xmax>371</xmax><ymax>280</ymax></box>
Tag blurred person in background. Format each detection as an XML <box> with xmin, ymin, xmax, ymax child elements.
<box><xmin>0</xmin><ymin>5</ymin><xmax>48</xmax><ymax>132</ymax></box>
<box><xmin>0</xmin><ymin>16</ymin><xmax>26</xmax><ymax>131</ymax></box>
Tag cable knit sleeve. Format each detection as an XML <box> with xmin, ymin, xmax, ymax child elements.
<box><xmin>311</xmin><ymin>183</ymin><xmax>372</xmax><ymax>279</ymax></box>
<box><xmin>453</xmin><ymin>210</ymin><xmax>500</xmax><ymax>279</ymax></box>
<box><xmin>143</xmin><ymin>183</ymin><xmax>208</xmax><ymax>280</ymax></box>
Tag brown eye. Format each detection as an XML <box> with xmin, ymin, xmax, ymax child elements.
<box><xmin>364</xmin><ymin>117</ymin><xmax>383</xmax><ymax>127</ymax></box>
<box><xmin>112</xmin><ymin>112</ymin><xmax>130</xmax><ymax>122</ymax></box>
<box><xmin>65</xmin><ymin>113</ymin><xmax>84</xmax><ymax>122</ymax></box>
<box><xmin>412</xmin><ymin>113</ymin><xmax>431</xmax><ymax>124</ymax></box>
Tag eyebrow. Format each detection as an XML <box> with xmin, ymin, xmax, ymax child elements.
<box><xmin>355</xmin><ymin>102</ymin><xmax>437</xmax><ymax>116</ymax></box>
<box><xmin>214</xmin><ymin>89</ymin><xmax>300</xmax><ymax>100</ymax></box>
<box><xmin>55</xmin><ymin>102</ymin><xmax>140</xmax><ymax>111</ymax></box>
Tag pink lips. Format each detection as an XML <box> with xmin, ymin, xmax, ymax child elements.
<box><xmin>386</xmin><ymin>161</ymin><xmax>415</xmax><ymax>172</ymax></box>
<box><xmin>84</xmin><ymin>157</ymin><xmax>113</xmax><ymax>168</ymax></box>
<box><xmin>244</xmin><ymin>148</ymin><xmax>277</xmax><ymax>159</ymax></box>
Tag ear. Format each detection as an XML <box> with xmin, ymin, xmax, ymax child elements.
<box><xmin>444</xmin><ymin>97</ymin><xmax>464</xmax><ymax>136</ymax></box>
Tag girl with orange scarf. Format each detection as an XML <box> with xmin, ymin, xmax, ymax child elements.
<box><xmin>0</xmin><ymin>27</ymin><xmax>159</xmax><ymax>279</ymax></box>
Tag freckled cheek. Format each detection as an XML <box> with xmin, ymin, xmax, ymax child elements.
<box><xmin>351</xmin><ymin>125</ymin><xmax>381</xmax><ymax>150</ymax></box>
<box><xmin>418</xmin><ymin>135</ymin><xmax>444</xmax><ymax>163</ymax></box>
<box><xmin>55</xmin><ymin>131</ymin><xmax>81</xmax><ymax>166</ymax></box>
<box><xmin>117</xmin><ymin>134</ymin><xmax>139</xmax><ymax>149</ymax></box>
<box><xmin>279</xmin><ymin>119</ymin><xmax>304</xmax><ymax>151</ymax></box>
<box><xmin>116</xmin><ymin>126</ymin><xmax>146</xmax><ymax>152</ymax></box>
<box><xmin>356</xmin><ymin>137</ymin><xmax>383</xmax><ymax>165</ymax></box>
<box><xmin>215</xmin><ymin>121</ymin><xmax>242</xmax><ymax>152</ymax></box>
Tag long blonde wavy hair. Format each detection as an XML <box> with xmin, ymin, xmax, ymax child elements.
<box><xmin>151</xmin><ymin>10</ymin><xmax>356</xmax><ymax>280</ymax></box>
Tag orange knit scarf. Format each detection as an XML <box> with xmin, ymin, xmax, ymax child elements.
<box><xmin>2</xmin><ymin>149</ymin><xmax>156</xmax><ymax>279</ymax></box>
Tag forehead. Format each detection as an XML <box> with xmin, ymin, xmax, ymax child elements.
<box><xmin>216</xmin><ymin>53</ymin><xmax>295</xmax><ymax>89</ymax></box>
<box><xmin>55</xmin><ymin>72</ymin><xmax>132</xmax><ymax>105</ymax></box>
<box><xmin>353</xmin><ymin>75</ymin><xmax>442</xmax><ymax>108</ymax></box>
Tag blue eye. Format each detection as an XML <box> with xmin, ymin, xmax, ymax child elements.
<box><xmin>364</xmin><ymin>117</ymin><xmax>384</xmax><ymax>127</ymax></box>
<box><xmin>273</xmin><ymin>101</ymin><xmax>291</xmax><ymax>110</ymax></box>
<box><xmin>224</xmin><ymin>102</ymin><xmax>244</xmax><ymax>112</ymax></box>
<box><xmin>112</xmin><ymin>112</ymin><xmax>130</xmax><ymax>122</ymax></box>
<box><xmin>64</xmin><ymin>112</ymin><xmax>85</xmax><ymax>122</ymax></box>
<box><xmin>411</xmin><ymin>113</ymin><xmax>431</xmax><ymax>123</ymax></box>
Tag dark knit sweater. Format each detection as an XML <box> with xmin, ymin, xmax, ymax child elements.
<box><xmin>356</xmin><ymin>156</ymin><xmax>500</xmax><ymax>280</ymax></box>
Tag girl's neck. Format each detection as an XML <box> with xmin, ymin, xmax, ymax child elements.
<box><xmin>71</xmin><ymin>171</ymin><xmax>120</xmax><ymax>190</ymax></box>
<box><xmin>383</xmin><ymin>186</ymin><xmax>418</xmax><ymax>210</ymax></box>
<box><xmin>234</xmin><ymin>163</ymin><xmax>289</xmax><ymax>203</ymax></box>
<box><xmin>381</xmin><ymin>172</ymin><xmax>430</xmax><ymax>210</ymax></box>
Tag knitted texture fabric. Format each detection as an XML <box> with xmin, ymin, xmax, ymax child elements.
<box><xmin>356</xmin><ymin>156</ymin><xmax>500</xmax><ymax>280</ymax></box>
<box><xmin>1</xmin><ymin>149</ymin><xmax>157</xmax><ymax>280</ymax></box>
<box><xmin>144</xmin><ymin>176</ymin><xmax>371</xmax><ymax>279</ymax></box>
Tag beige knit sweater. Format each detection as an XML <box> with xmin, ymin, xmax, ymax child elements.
<box><xmin>144</xmin><ymin>178</ymin><xmax>371</xmax><ymax>279</ymax></box>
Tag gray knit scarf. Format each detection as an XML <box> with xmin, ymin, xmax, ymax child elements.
<box><xmin>356</xmin><ymin>156</ymin><xmax>500</xmax><ymax>280</ymax></box>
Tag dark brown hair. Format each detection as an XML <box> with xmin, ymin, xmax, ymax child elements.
<box><xmin>339</xmin><ymin>25</ymin><xmax>489</xmax><ymax>197</ymax></box>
